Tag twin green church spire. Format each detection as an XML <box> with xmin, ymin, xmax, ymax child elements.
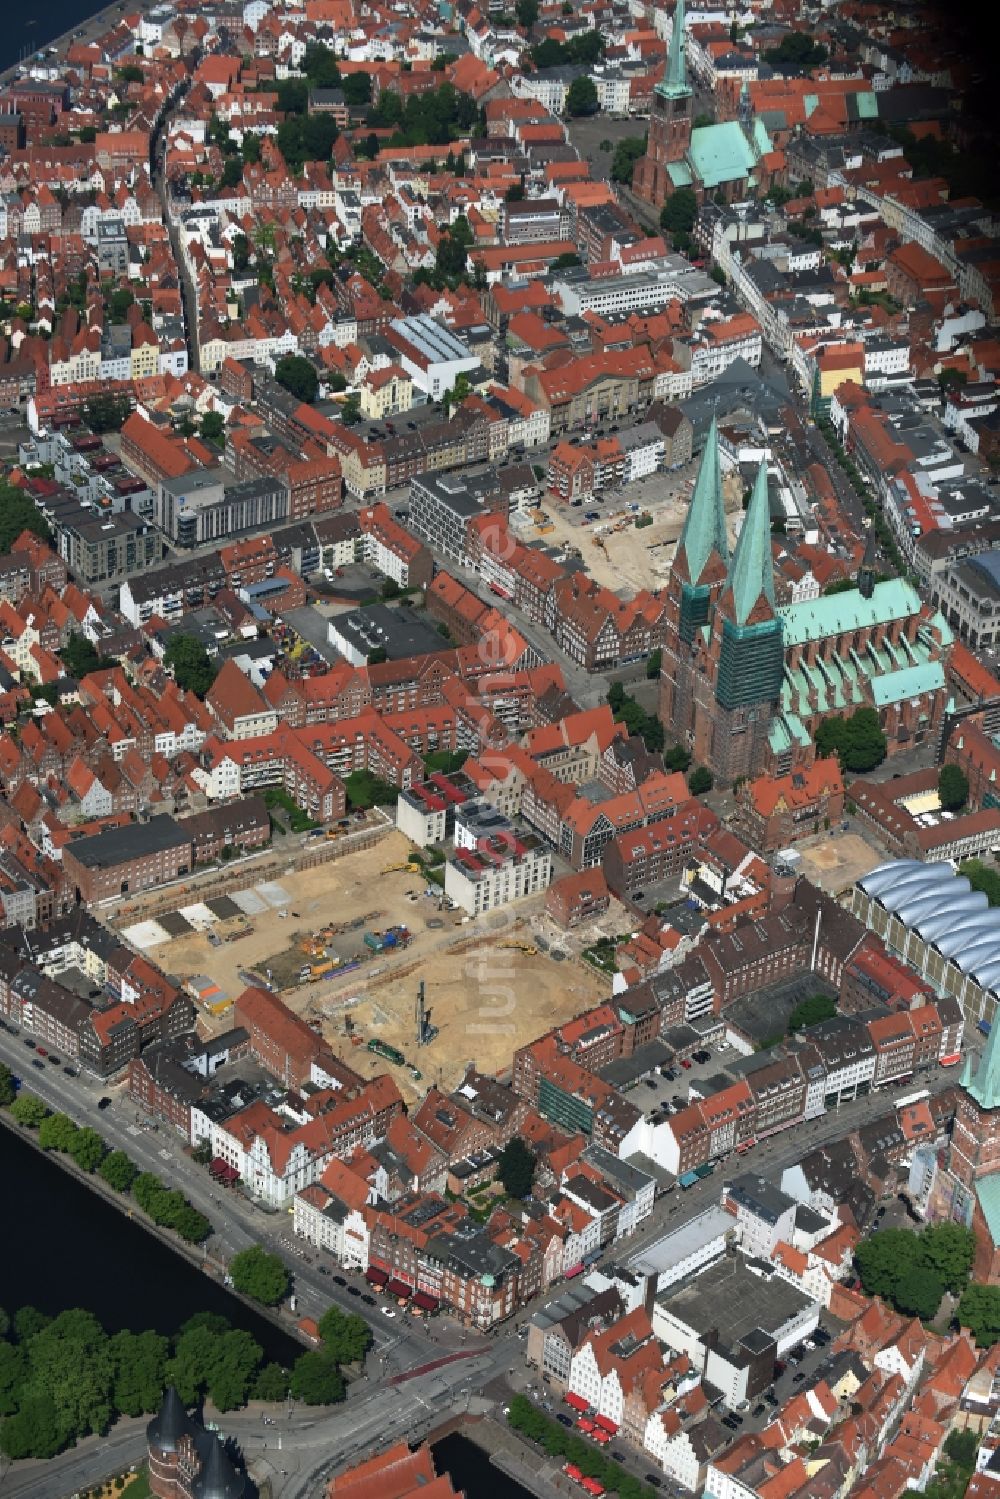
<box><xmin>662</xmin><ymin>0</ymin><xmax>691</xmax><ymax>99</ymax></box>
<box><xmin>677</xmin><ymin>418</ymin><xmax>775</xmax><ymax>623</ymax></box>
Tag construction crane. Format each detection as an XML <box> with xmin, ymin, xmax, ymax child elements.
<box><xmin>416</xmin><ymin>979</ymin><xmax>437</xmax><ymax>1047</ymax></box>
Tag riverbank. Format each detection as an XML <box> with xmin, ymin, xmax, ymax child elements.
<box><xmin>0</xmin><ymin>0</ymin><xmax>142</xmax><ymax>85</ymax></box>
<box><xmin>0</xmin><ymin>1110</ymin><xmax>306</xmax><ymax>1361</ymax></box>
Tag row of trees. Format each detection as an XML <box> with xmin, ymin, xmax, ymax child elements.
<box><xmin>6</xmin><ymin>1092</ymin><xmax>210</xmax><ymax>1244</ymax></box>
<box><xmin>855</xmin><ymin>1223</ymin><xmax>974</xmax><ymax>1321</ymax></box>
<box><xmin>0</xmin><ymin>1301</ymin><xmax>368</xmax><ymax>1460</ymax></box>
<box><xmin>507</xmin><ymin>1395</ymin><xmax>658</xmax><ymax>1499</ymax></box>
<box><xmin>607</xmin><ymin>681</ymin><xmax>664</xmax><ymax>754</ymax></box>
<box><xmin>364</xmin><ymin>81</ymin><xmax>480</xmax><ymax>148</ymax></box>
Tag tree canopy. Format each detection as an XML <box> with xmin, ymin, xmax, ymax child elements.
<box><xmin>606</xmin><ymin>682</ymin><xmax>664</xmax><ymax>753</ymax></box>
<box><xmin>610</xmin><ymin>136</ymin><xmax>647</xmax><ymax>186</ymax></box>
<box><xmin>163</xmin><ymin>635</ymin><xmax>217</xmax><ymax>699</ymax></box>
<box><xmin>688</xmin><ymin>766</ymin><xmax>713</xmax><ymax>796</ymax></box>
<box><xmin>289</xmin><ymin>1350</ymin><xmax>344</xmax><ymax>1405</ymax></box>
<box><xmin>958</xmin><ymin>1283</ymin><xmax>1000</xmax><ymax>1347</ymax></box>
<box><xmin>60</xmin><ymin>633</ymin><xmax>115</xmax><ymax>680</ymax></box>
<box><xmin>497</xmin><ymin>1136</ymin><xmax>536</xmax><ymax>1198</ymax></box>
<box><xmin>228</xmin><ymin>1246</ymin><xmax>291</xmax><ymax>1307</ymax></box>
<box><xmin>0</xmin><ymin>481</ymin><xmax>51</xmax><ymax>556</ymax></box>
<box><xmin>566</xmin><ymin>77</ymin><xmax>599</xmax><ymax>117</ymax></box>
<box><xmin>855</xmin><ymin>1223</ymin><xmax>974</xmax><ymax>1316</ymax></box>
<box><xmin>959</xmin><ymin>859</ymin><xmax>1000</xmax><ymax>906</ymax></box>
<box><xmin>317</xmin><ymin>1308</ymin><xmax>372</xmax><ymax>1365</ymax></box>
<box><xmin>275</xmin><ymin>353</ymin><xmax>320</xmax><ymax>404</ymax></box>
<box><xmin>659</xmin><ymin>187</ymin><xmax>698</xmax><ymax>240</ymax></box>
<box><xmin>938</xmin><ymin>763</ymin><xmax>969</xmax><ymax>812</ymax></box>
<box><xmin>765</xmin><ymin>32</ymin><xmax>829</xmax><ymax>66</ymax></box>
<box><xmin>815</xmin><ymin>707</ymin><xmax>887</xmax><ymax>773</ymax></box>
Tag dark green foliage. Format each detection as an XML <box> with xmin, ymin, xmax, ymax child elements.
<box><xmin>688</xmin><ymin>766</ymin><xmax>713</xmax><ymax>795</ymax></box>
<box><xmin>506</xmin><ymin>1395</ymin><xmax>658</xmax><ymax>1498</ymax></box>
<box><xmin>109</xmin><ymin>1331</ymin><xmax>169</xmax><ymax>1418</ymax></box>
<box><xmin>200</xmin><ymin>411</ymin><xmax>225</xmax><ymax>445</ymax></box>
<box><xmin>566</xmin><ymin>77</ymin><xmax>599</xmax><ymax>117</ymax></box>
<box><xmin>611</xmin><ymin>136</ymin><xmax>647</xmax><ymax>185</ymax></box>
<box><xmin>938</xmin><ymin>763</ymin><xmax>969</xmax><ymax>812</ymax></box>
<box><xmin>344</xmin><ymin>769</ymin><xmax>398</xmax><ymax>809</ymax></box>
<box><xmin>944</xmin><ymin>1431</ymin><xmax>980</xmax><ymax>1469</ymax></box>
<box><xmin>60</xmin><ymin>633</ymin><xmax>115</xmax><ymax>678</ymax></box>
<box><xmin>221</xmin><ymin>156</ymin><xmax>244</xmax><ymax>189</ymax></box>
<box><xmin>959</xmin><ymin>859</ymin><xmax>1000</xmax><ymax>906</ymax></box>
<box><xmin>497</xmin><ymin>1136</ymin><xmax>536</xmax><ymax>1198</ymax></box>
<box><xmin>0</xmin><ymin>1064</ymin><xmax>16</xmax><ymax>1107</ymax></box>
<box><xmin>253</xmin><ymin>1363</ymin><xmax>291</xmax><ymax>1402</ymax></box>
<box><xmin>316</xmin><ymin>1308</ymin><xmax>372</xmax><ymax>1365</ymax></box>
<box><xmin>531</xmin><ymin>31</ymin><xmax>605</xmax><ymax>67</ymax></box>
<box><xmin>659</xmin><ymin>187</ymin><xmax>697</xmax><ymax>238</ymax></box>
<box><xmin>68</xmin><ymin>1128</ymin><xmax>107</xmax><ymax>1174</ymax></box>
<box><xmin>302</xmin><ymin>43</ymin><xmax>341</xmax><ymax>89</ymax></box>
<box><xmin>109</xmin><ymin>288</ymin><xmax>134</xmax><ymax>322</ymax></box>
<box><xmin>228</xmin><ymin>1246</ymin><xmax>291</xmax><ymax>1306</ymax></box>
<box><xmin>0</xmin><ymin>481</ymin><xmax>52</xmax><ymax>555</ymax></box>
<box><xmin>958</xmin><ymin>1283</ymin><xmax>1000</xmax><ymax>1347</ymax></box>
<box><xmin>664</xmin><ymin>742</ymin><xmax>692</xmax><ymax>773</ymax></box>
<box><xmin>163</xmin><ymin>635</ymin><xmax>217</xmax><ymax>698</ymax></box>
<box><xmin>606</xmin><ymin>683</ymin><xmax>664</xmax><ymax>754</ymax></box>
<box><xmin>274</xmin><ymin>353</ymin><xmax>319</xmax><ymax>403</ymax></box>
<box><xmin>9</xmin><ymin>1094</ymin><xmax>48</xmax><ymax>1128</ymax></box>
<box><xmin>341</xmin><ymin>72</ymin><xmax>372</xmax><ymax>107</ymax></box>
<box><xmin>646</xmin><ymin>648</ymin><xmax>662</xmax><ymax>678</ymax></box>
<box><xmin>815</xmin><ymin>706</ymin><xmax>886</xmax><ymax>773</ymax></box>
<box><xmin>289</xmin><ymin>1351</ymin><xmax>344</xmax><ymax>1405</ymax></box>
<box><xmin>515</xmin><ymin>0</ymin><xmax>538</xmax><ymax>27</ymax></box>
<box><xmin>277</xmin><ymin>113</ymin><xmax>339</xmax><ymax>172</ymax></box>
<box><xmin>764</xmin><ymin>32</ymin><xmax>828</xmax><ymax>66</ymax></box>
<box><xmin>99</xmin><ymin>1151</ymin><xmax>139</xmax><ymax>1194</ymax></box>
<box><xmin>366</xmin><ymin>82</ymin><xmax>482</xmax><ymax>147</ymax></box>
<box><xmin>38</xmin><ymin>1113</ymin><xmax>78</xmax><ymax>1152</ymax></box>
<box><xmin>552</xmin><ymin>252</ymin><xmax>582</xmax><ymax>270</ymax></box>
<box><xmin>856</xmin><ymin>1223</ymin><xmax>975</xmax><ymax>1317</ymax></box>
<box><xmin>423</xmin><ymin>750</ymin><xmax>468</xmax><ymax>775</ymax></box>
<box><xmin>82</xmin><ymin>393</ymin><xmax>132</xmax><ymax>434</ymax></box>
<box><xmin>788</xmin><ymin>994</ymin><xmax>837</xmax><ymax>1032</ymax></box>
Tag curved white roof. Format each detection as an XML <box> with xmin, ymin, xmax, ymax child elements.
<box><xmin>855</xmin><ymin>858</ymin><xmax>1000</xmax><ymax>1000</ymax></box>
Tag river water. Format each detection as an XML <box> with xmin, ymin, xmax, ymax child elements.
<box><xmin>4</xmin><ymin>1123</ymin><xmax>300</xmax><ymax>1364</ymax></box>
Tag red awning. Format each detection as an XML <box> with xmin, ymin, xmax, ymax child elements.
<box><xmin>577</xmin><ymin>1418</ymin><xmax>595</xmax><ymax>1432</ymax></box>
<box><xmin>365</xmin><ymin>1266</ymin><xmax>388</xmax><ymax>1286</ymax></box>
<box><xmin>594</xmin><ymin>1416</ymin><xmax>618</xmax><ymax>1434</ymax></box>
<box><xmin>412</xmin><ymin>1291</ymin><xmax>438</xmax><ymax>1312</ymax></box>
<box><xmin>592</xmin><ymin>1429</ymin><xmax>612</xmax><ymax>1445</ymax></box>
<box><xmin>386</xmin><ymin>1277</ymin><xmax>412</xmax><ymax>1298</ymax></box>
<box><xmin>565</xmin><ymin>1466</ymin><xmax>583</xmax><ymax>1481</ymax></box>
<box><xmin>565</xmin><ymin>1392</ymin><xmax>589</xmax><ymax>1412</ymax></box>
<box><xmin>565</xmin><ymin>1263</ymin><xmax>584</xmax><ymax>1279</ymax></box>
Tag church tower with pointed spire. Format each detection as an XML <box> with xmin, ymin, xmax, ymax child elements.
<box><xmin>633</xmin><ymin>0</ymin><xmax>693</xmax><ymax>207</ymax></box>
<box><xmin>661</xmin><ymin>456</ymin><xmax>783</xmax><ymax>784</ymax></box>
<box><xmin>659</xmin><ymin>418</ymin><xmax>730</xmax><ymax>745</ymax></box>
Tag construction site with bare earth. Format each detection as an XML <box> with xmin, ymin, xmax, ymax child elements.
<box><xmin>111</xmin><ymin>830</ymin><xmax>610</xmax><ymax>1103</ymax></box>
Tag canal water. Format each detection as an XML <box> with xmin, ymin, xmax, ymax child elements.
<box><xmin>432</xmin><ymin>1434</ymin><xmax>533</xmax><ymax>1498</ymax></box>
<box><xmin>4</xmin><ymin>1123</ymin><xmax>300</xmax><ymax>1364</ymax></box>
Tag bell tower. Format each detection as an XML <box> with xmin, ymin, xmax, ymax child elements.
<box><xmin>633</xmin><ymin>0</ymin><xmax>692</xmax><ymax>207</ymax></box>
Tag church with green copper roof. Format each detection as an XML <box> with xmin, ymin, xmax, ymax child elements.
<box><xmin>634</xmin><ymin>0</ymin><xmax>777</xmax><ymax>209</ymax></box>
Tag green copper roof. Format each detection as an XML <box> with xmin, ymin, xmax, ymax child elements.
<box><xmin>658</xmin><ymin>0</ymin><xmax>691</xmax><ymax>99</ymax></box>
<box><xmin>778</xmin><ymin>579</ymin><xmax>925</xmax><ymax>648</ymax></box>
<box><xmin>688</xmin><ymin>121</ymin><xmax>757</xmax><ymax>188</ymax></box>
<box><xmin>752</xmin><ymin>118</ymin><xmax>772</xmax><ymax>157</ymax></box>
<box><xmin>667</xmin><ymin>161</ymin><xmax>693</xmax><ymax>187</ymax></box>
<box><xmin>678</xmin><ymin>417</ymin><xmax>728</xmax><ymax>586</ymax></box>
<box><xmin>963</xmin><ymin>1018</ymin><xmax>1000</xmax><ymax>1112</ymax></box>
<box><xmin>870</xmin><ymin>661</ymin><xmax>946</xmax><ymax>708</ymax></box>
<box><xmin>976</xmin><ymin>1177</ymin><xmax>1000</xmax><ymax>1248</ymax></box>
<box><xmin>727</xmin><ymin>461</ymin><xmax>775</xmax><ymax>626</ymax></box>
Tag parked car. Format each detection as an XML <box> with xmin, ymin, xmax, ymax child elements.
<box><xmin>793</xmin><ymin>1372</ymin><xmax>807</xmax><ymax>1384</ymax></box>
<box><xmin>97</xmin><ymin>1096</ymin><xmax>112</xmax><ymax>1110</ymax></box>
<box><xmin>31</xmin><ymin>1058</ymin><xmax>44</xmax><ymax>1070</ymax></box>
<box><xmin>752</xmin><ymin>1404</ymin><xmax>766</xmax><ymax>1417</ymax></box>
<box><xmin>644</xmin><ymin>1477</ymin><xmax>663</xmax><ymax>1490</ymax></box>
<box><xmin>380</xmin><ymin>1306</ymin><xmax>396</xmax><ymax>1318</ymax></box>
<box><xmin>346</xmin><ymin>1285</ymin><xmax>361</xmax><ymax>1296</ymax></box>
<box><xmin>557</xmin><ymin>1414</ymin><xmax>573</xmax><ymax>1428</ymax></box>
<box><xmin>680</xmin><ymin>1058</ymin><xmax>692</xmax><ymax>1070</ymax></box>
<box><xmin>332</xmin><ymin>1275</ymin><xmax>347</xmax><ymax>1286</ymax></box>
<box><xmin>47</xmin><ymin>1055</ymin><xmax>60</xmax><ymax>1067</ymax></box>
<box><xmin>23</xmin><ymin>1038</ymin><xmax>35</xmax><ymax>1049</ymax></box>
<box><xmin>611</xmin><ymin>1452</ymin><xmax>626</xmax><ymax>1463</ymax></box>
<box><xmin>360</xmin><ymin>1294</ymin><xmax>376</xmax><ymax>1306</ymax></box>
<box><xmin>722</xmin><ymin>1416</ymin><xmax>739</xmax><ymax>1430</ymax></box>
<box><xmin>63</xmin><ymin>1067</ymin><xmax>77</xmax><ymax>1077</ymax></box>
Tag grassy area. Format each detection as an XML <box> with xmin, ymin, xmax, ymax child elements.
<box><xmin>263</xmin><ymin>785</ymin><xmax>320</xmax><ymax>833</ymax></box>
<box><xmin>582</xmin><ymin>936</ymin><xmax>620</xmax><ymax>975</ymax></box>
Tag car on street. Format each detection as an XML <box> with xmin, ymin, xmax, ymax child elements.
<box><xmin>63</xmin><ymin>1067</ymin><xmax>77</xmax><ymax>1077</ymax></box>
<box><xmin>611</xmin><ymin>1452</ymin><xmax>626</xmax><ymax>1463</ymax></box>
<box><xmin>360</xmin><ymin>1293</ymin><xmax>376</xmax><ymax>1306</ymax></box>
<box><xmin>31</xmin><ymin>1058</ymin><xmax>44</xmax><ymax>1070</ymax></box>
<box><xmin>556</xmin><ymin>1414</ymin><xmax>573</xmax><ymax>1428</ymax></box>
<box><xmin>346</xmin><ymin>1285</ymin><xmax>361</xmax><ymax>1296</ymax></box>
<box><xmin>722</xmin><ymin>1416</ymin><xmax>739</xmax><ymax>1430</ymax></box>
<box><xmin>793</xmin><ymin>1372</ymin><xmax>807</xmax><ymax>1384</ymax></box>
<box><xmin>753</xmin><ymin>1404</ymin><xmax>766</xmax><ymax>1417</ymax></box>
<box><xmin>97</xmin><ymin>1096</ymin><xmax>112</xmax><ymax>1109</ymax></box>
<box><xmin>644</xmin><ymin>1476</ymin><xmax>662</xmax><ymax>1489</ymax></box>
<box><xmin>36</xmin><ymin>1047</ymin><xmax>47</xmax><ymax>1058</ymax></box>
<box><xmin>332</xmin><ymin>1275</ymin><xmax>347</xmax><ymax>1286</ymax></box>
<box><xmin>380</xmin><ymin>1306</ymin><xmax>396</xmax><ymax>1318</ymax></box>
<box><xmin>47</xmin><ymin>1056</ymin><xmax>60</xmax><ymax>1066</ymax></box>
<box><xmin>23</xmin><ymin>1038</ymin><xmax>35</xmax><ymax>1048</ymax></box>
<box><xmin>680</xmin><ymin>1058</ymin><xmax>692</xmax><ymax>1069</ymax></box>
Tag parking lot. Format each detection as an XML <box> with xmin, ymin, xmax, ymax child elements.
<box><xmin>624</xmin><ymin>1041</ymin><xmax>736</xmax><ymax>1119</ymax></box>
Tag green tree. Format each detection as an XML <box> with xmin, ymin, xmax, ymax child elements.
<box><xmin>341</xmin><ymin>72</ymin><xmax>373</xmax><ymax>107</ymax></box>
<box><xmin>788</xmin><ymin>994</ymin><xmax>837</xmax><ymax>1032</ymax></box>
<box><xmin>660</xmin><ymin>186</ymin><xmax>698</xmax><ymax>239</ymax></box>
<box><xmin>303</xmin><ymin>43</ymin><xmax>341</xmax><ymax>89</ymax></box>
<box><xmin>688</xmin><ymin>766</ymin><xmax>713</xmax><ymax>795</ymax></box>
<box><xmin>10</xmin><ymin>1094</ymin><xmax>48</xmax><ymax>1129</ymax></box>
<box><xmin>317</xmin><ymin>1308</ymin><xmax>372</xmax><ymax>1365</ymax></box>
<box><xmin>207</xmin><ymin>1330</ymin><xmax>264</xmax><ymax>1412</ymax></box>
<box><xmin>13</xmin><ymin>1308</ymin><xmax>50</xmax><ymax>1343</ymax></box>
<box><xmin>646</xmin><ymin>648</ymin><xmax>662</xmax><ymax>679</ymax></box>
<box><xmin>0</xmin><ymin>481</ymin><xmax>51</xmax><ymax>555</ymax></box>
<box><xmin>919</xmin><ymin>1223</ymin><xmax>975</xmax><ymax>1294</ymax></box>
<box><xmin>855</xmin><ymin>1228</ymin><xmax>922</xmax><ymax>1300</ymax></box>
<box><xmin>200</xmin><ymin>411</ymin><xmax>225</xmax><ymax>446</ymax></box>
<box><xmin>23</xmin><ymin>1310</ymin><xmax>114</xmax><ymax>1449</ymax></box>
<box><xmin>0</xmin><ymin>1341</ymin><xmax>27</xmax><ymax>1416</ymax></box>
<box><xmin>816</xmin><ymin>706</ymin><xmax>886</xmax><ymax>773</ymax></box>
<box><xmin>515</xmin><ymin>0</ymin><xmax>538</xmax><ymax>27</ymax></box>
<box><xmin>0</xmin><ymin>1063</ymin><xmax>16</xmax><ymax>1108</ymax></box>
<box><xmin>38</xmin><ymin>1113</ymin><xmax>78</xmax><ymax>1152</ymax></box>
<box><xmin>497</xmin><ymin>1136</ymin><xmax>536</xmax><ymax>1198</ymax></box>
<box><xmin>173</xmin><ymin>1206</ymin><xmax>211</xmax><ymax>1244</ymax></box>
<box><xmin>341</xmin><ymin>392</ymin><xmax>362</xmax><ymax>426</ymax></box>
<box><xmin>99</xmin><ymin>1150</ymin><xmax>139</xmax><ymax>1194</ymax></box>
<box><xmin>253</xmin><ymin>1362</ymin><xmax>291</xmax><ymax>1402</ymax></box>
<box><xmin>610</xmin><ymin>136</ymin><xmax>647</xmax><ymax>186</ymax></box>
<box><xmin>274</xmin><ymin>353</ymin><xmax>319</xmax><ymax>404</ymax></box>
<box><xmin>893</xmin><ymin>1266</ymin><xmax>944</xmax><ymax>1320</ymax></box>
<box><xmin>566</xmin><ymin>76</ymin><xmax>599</xmax><ymax>117</ymax></box>
<box><xmin>221</xmin><ymin>156</ymin><xmax>244</xmax><ymax>189</ymax></box>
<box><xmin>228</xmin><ymin>1246</ymin><xmax>290</xmax><ymax>1307</ymax></box>
<box><xmin>109</xmin><ymin>287</ymin><xmax>134</xmax><ymax>323</ymax></box>
<box><xmin>61</xmin><ymin>632</ymin><xmax>113</xmax><ymax>678</ymax></box>
<box><xmin>959</xmin><ymin>859</ymin><xmax>1000</xmax><ymax>907</ymax></box>
<box><xmin>289</xmin><ymin>1351</ymin><xmax>344</xmax><ymax>1405</ymax></box>
<box><xmin>551</xmin><ymin>252</ymin><xmax>581</xmax><ymax>270</ymax></box>
<box><xmin>938</xmin><ymin>763</ymin><xmax>969</xmax><ymax>812</ymax></box>
<box><xmin>163</xmin><ymin>635</ymin><xmax>217</xmax><ymax>698</ymax></box>
<box><xmin>109</xmin><ymin>1331</ymin><xmax>169</xmax><ymax>1417</ymax></box>
<box><xmin>944</xmin><ymin>1430</ymin><xmax>980</xmax><ymax>1469</ymax></box>
<box><xmin>69</xmin><ymin>1128</ymin><xmax>107</xmax><ymax>1174</ymax></box>
<box><xmin>0</xmin><ymin>1393</ymin><xmax>61</xmax><ymax>1460</ymax></box>
<box><xmin>166</xmin><ymin>1323</ymin><xmax>221</xmax><ymax>1406</ymax></box>
<box><xmin>765</xmin><ymin>32</ymin><xmax>828</xmax><ymax>66</ymax></box>
<box><xmin>436</xmin><ymin>230</ymin><xmax>469</xmax><ymax>281</ymax></box>
<box><xmin>959</xmin><ymin>1283</ymin><xmax>1000</xmax><ymax>1347</ymax></box>
<box><xmin>82</xmin><ymin>392</ymin><xmax>131</xmax><ymax>434</ymax></box>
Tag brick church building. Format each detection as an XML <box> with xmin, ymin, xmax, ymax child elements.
<box><xmin>148</xmin><ymin>1387</ymin><xmax>246</xmax><ymax>1499</ymax></box>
